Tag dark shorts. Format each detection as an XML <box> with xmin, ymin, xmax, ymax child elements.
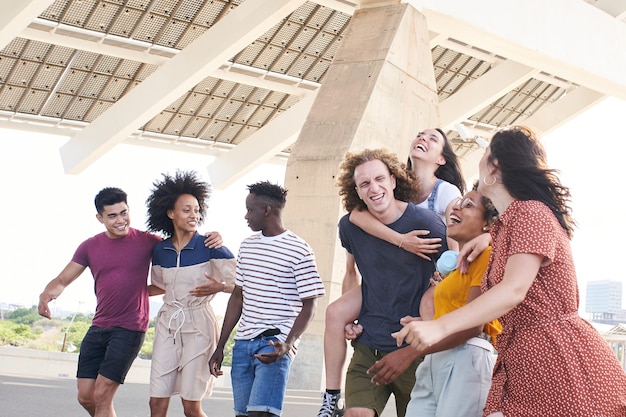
<box><xmin>77</xmin><ymin>326</ymin><xmax>145</xmax><ymax>384</ymax></box>
<box><xmin>345</xmin><ymin>341</ymin><xmax>422</xmax><ymax>417</ymax></box>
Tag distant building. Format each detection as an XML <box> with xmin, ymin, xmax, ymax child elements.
<box><xmin>586</xmin><ymin>280</ymin><xmax>624</xmax><ymax>325</ymax></box>
<box><xmin>592</xmin><ymin>323</ymin><xmax>626</xmax><ymax>371</ymax></box>
<box><xmin>0</xmin><ymin>302</ymin><xmax>25</xmax><ymax>320</ymax></box>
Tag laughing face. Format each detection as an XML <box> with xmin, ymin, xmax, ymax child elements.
<box><xmin>409</xmin><ymin>128</ymin><xmax>446</xmax><ymax>167</ymax></box>
<box><xmin>353</xmin><ymin>159</ymin><xmax>396</xmax><ymax>217</ymax></box>
<box><xmin>446</xmin><ymin>190</ymin><xmax>488</xmax><ymax>245</ymax></box>
<box><xmin>97</xmin><ymin>202</ymin><xmax>131</xmax><ymax>239</ymax></box>
<box><xmin>168</xmin><ymin>194</ymin><xmax>201</xmax><ymax>234</ymax></box>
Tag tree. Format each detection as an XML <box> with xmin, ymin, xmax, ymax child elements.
<box><xmin>1</xmin><ymin>309</ymin><xmax>237</xmax><ymax>364</ymax></box>
<box><xmin>139</xmin><ymin>327</ymin><xmax>155</xmax><ymax>359</ymax></box>
<box><xmin>0</xmin><ymin>320</ymin><xmax>37</xmax><ymax>346</ymax></box>
<box><xmin>8</xmin><ymin>306</ymin><xmax>40</xmax><ymax>326</ymax></box>
<box><xmin>222</xmin><ymin>326</ymin><xmax>237</xmax><ymax>366</ymax></box>
<box><xmin>63</xmin><ymin>312</ymin><xmax>93</xmax><ymax>323</ymax></box>
<box><xmin>64</xmin><ymin>321</ymin><xmax>90</xmax><ymax>352</ymax></box>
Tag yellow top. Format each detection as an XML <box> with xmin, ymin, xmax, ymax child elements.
<box><xmin>433</xmin><ymin>246</ymin><xmax>502</xmax><ymax>342</ymax></box>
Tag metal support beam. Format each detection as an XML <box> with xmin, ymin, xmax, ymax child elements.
<box><xmin>408</xmin><ymin>0</ymin><xmax>626</xmax><ymax>100</ymax></box>
<box><xmin>207</xmin><ymin>91</ymin><xmax>318</xmax><ymax>190</ymax></box>
<box><xmin>59</xmin><ymin>0</ymin><xmax>304</xmax><ymax>174</ymax></box>
<box><xmin>0</xmin><ymin>0</ymin><xmax>53</xmax><ymax>49</ymax></box>
<box><xmin>21</xmin><ymin>21</ymin><xmax>319</xmax><ymax>97</ymax></box>
<box><xmin>522</xmin><ymin>87</ymin><xmax>606</xmax><ymax>136</ymax></box>
<box><xmin>440</xmin><ymin>59</ymin><xmax>538</xmax><ymax>130</ymax></box>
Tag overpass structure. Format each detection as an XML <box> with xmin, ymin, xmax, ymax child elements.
<box><xmin>2</xmin><ymin>0</ymin><xmax>625</xmax><ymax>389</ymax></box>
<box><xmin>1</xmin><ymin>0</ymin><xmax>624</xmax><ymax>181</ymax></box>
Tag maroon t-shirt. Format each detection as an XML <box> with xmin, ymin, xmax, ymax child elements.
<box><xmin>72</xmin><ymin>228</ymin><xmax>161</xmax><ymax>332</ymax></box>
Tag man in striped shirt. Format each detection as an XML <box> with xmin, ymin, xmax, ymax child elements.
<box><xmin>210</xmin><ymin>181</ymin><xmax>326</xmax><ymax>417</ymax></box>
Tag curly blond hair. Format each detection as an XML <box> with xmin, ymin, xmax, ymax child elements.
<box><xmin>336</xmin><ymin>148</ymin><xmax>419</xmax><ymax>212</ymax></box>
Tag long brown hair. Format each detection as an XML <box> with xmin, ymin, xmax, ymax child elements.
<box><xmin>488</xmin><ymin>126</ymin><xmax>575</xmax><ymax>237</ymax></box>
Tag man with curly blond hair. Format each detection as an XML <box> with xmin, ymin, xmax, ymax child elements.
<box><xmin>335</xmin><ymin>149</ymin><xmax>447</xmax><ymax>417</ymax></box>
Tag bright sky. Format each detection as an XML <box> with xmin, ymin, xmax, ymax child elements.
<box><xmin>2</xmin><ymin>96</ymin><xmax>625</xmax><ymax>316</ymax></box>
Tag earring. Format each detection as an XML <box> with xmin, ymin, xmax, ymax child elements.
<box><xmin>482</xmin><ymin>175</ymin><xmax>497</xmax><ymax>186</ymax></box>
<box><xmin>482</xmin><ymin>226</ymin><xmax>489</xmax><ymax>232</ymax></box>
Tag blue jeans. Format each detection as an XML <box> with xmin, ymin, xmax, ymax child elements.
<box><xmin>231</xmin><ymin>336</ymin><xmax>292</xmax><ymax>416</ymax></box>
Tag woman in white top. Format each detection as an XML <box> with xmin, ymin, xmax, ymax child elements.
<box><xmin>146</xmin><ymin>171</ymin><xmax>236</xmax><ymax>417</ymax></box>
<box><xmin>406</xmin><ymin>128</ymin><xmax>466</xmax><ymax>223</ymax></box>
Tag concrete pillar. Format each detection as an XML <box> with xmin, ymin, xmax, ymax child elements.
<box><xmin>282</xmin><ymin>3</ymin><xmax>440</xmax><ymax>390</ymax></box>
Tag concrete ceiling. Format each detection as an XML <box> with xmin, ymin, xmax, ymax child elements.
<box><xmin>1</xmin><ymin>0</ymin><xmax>625</xmax><ymax>187</ymax></box>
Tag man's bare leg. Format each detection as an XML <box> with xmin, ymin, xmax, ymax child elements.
<box><xmin>77</xmin><ymin>378</ymin><xmax>96</xmax><ymax>416</ymax></box>
<box><xmin>92</xmin><ymin>374</ymin><xmax>120</xmax><ymax>417</ymax></box>
<box><xmin>318</xmin><ymin>286</ymin><xmax>362</xmax><ymax>417</ymax></box>
<box><xmin>324</xmin><ymin>287</ymin><xmax>362</xmax><ymax>390</ymax></box>
<box><xmin>344</xmin><ymin>407</ymin><xmax>376</xmax><ymax>417</ymax></box>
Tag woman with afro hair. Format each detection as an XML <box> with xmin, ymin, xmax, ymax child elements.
<box><xmin>146</xmin><ymin>170</ymin><xmax>236</xmax><ymax>417</ymax></box>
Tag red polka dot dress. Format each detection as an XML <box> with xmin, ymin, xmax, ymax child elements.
<box><xmin>482</xmin><ymin>200</ymin><xmax>626</xmax><ymax>417</ymax></box>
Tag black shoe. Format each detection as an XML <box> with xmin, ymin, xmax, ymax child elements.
<box><xmin>317</xmin><ymin>391</ymin><xmax>345</xmax><ymax>417</ymax></box>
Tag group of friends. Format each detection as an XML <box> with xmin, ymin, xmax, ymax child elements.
<box><xmin>38</xmin><ymin>174</ymin><xmax>325</xmax><ymax>417</ymax></box>
<box><xmin>37</xmin><ymin>125</ymin><xmax>626</xmax><ymax>417</ymax></box>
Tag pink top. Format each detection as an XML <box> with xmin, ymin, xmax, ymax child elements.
<box><xmin>73</xmin><ymin>228</ymin><xmax>161</xmax><ymax>332</ymax></box>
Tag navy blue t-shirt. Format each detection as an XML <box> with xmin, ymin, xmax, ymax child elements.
<box><xmin>338</xmin><ymin>203</ymin><xmax>447</xmax><ymax>352</ymax></box>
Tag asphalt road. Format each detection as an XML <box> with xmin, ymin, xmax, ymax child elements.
<box><xmin>0</xmin><ymin>374</ymin><xmax>397</xmax><ymax>416</ymax></box>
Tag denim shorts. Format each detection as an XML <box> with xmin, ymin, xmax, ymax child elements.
<box><xmin>231</xmin><ymin>336</ymin><xmax>292</xmax><ymax>416</ymax></box>
<box><xmin>77</xmin><ymin>326</ymin><xmax>145</xmax><ymax>384</ymax></box>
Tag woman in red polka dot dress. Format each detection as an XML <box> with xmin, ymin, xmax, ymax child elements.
<box><xmin>393</xmin><ymin>126</ymin><xmax>626</xmax><ymax>416</ymax></box>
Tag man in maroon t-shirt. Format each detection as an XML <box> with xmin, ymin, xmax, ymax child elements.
<box><xmin>39</xmin><ymin>187</ymin><xmax>223</xmax><ymax>417</ymax></box>
<box><xmin>38</xmin><ymin>187</ymin><xmax>162</xmax><ymax>417</ymax></box>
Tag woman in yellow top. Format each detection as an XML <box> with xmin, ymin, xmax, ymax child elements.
<box><xmin>404</xmin><ymin>182</ymin><xmax>500</xmax><ymax>417</ymax></box>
